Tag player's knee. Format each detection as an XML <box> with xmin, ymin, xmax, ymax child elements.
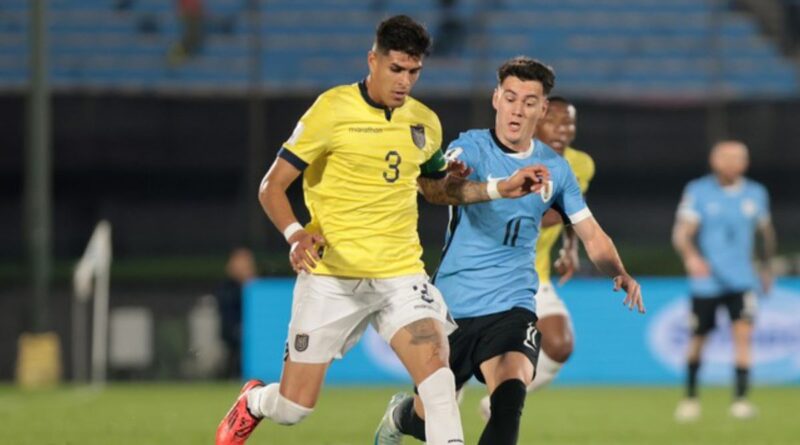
<box><xmin>543</xmin><ymin>336</ymin><xmax>573</xmax><ymax>363</ymax></box>
<box><xmin>417</xmin><ymin>367</ymin><xmax>457</xmax><ymax>408</ymax></box>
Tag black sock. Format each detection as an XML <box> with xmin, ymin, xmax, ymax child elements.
<box><xmin>393</xmin><ymin>395</ymin><xmax>426</xmax><ymax>441</ymax></box>
<box><xmin>687</xmin><ymin>361</ymin><xmax>701</xmax><ymax>398</ymax></box>
<box><xmin>478</xmin><ymin>379</ymin><xmax>527</xmax><ymax>445</ymax></box>
<box><xmin>735</xmin><ymin>367</ymin><xmax>750</xmax><ymax>399</ymax></box>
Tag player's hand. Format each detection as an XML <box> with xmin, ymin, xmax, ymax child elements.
<box><xmin>446</xmin><ymin>158</ymin><xmax>473</xmax><ymax>179</ymax></box>
<box><xmin>499</xmin><ymin>165</ymin><xmax>550</xmax><ymax>198</ymax></box>
<box><xmin>613</xmin><ymin>274</ymin><xmax>645</xmax><ymax>314</ymax></box>
<box><xmin>287</xmin><ymin>230</ymin><xmax>326</xmax><ymax>274</ymax></box>
<box><xmin>684</xmin><ymin>253</ymin><xmax>710</xmax><ymax>278</ymax></box>
<box><xmin>555</xmin><ymin>246</ymin><xmax>580</xmax><ymax>285</ymax></box>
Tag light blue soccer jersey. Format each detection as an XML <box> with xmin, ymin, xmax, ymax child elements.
<box><xmin>433</xmin><ymin>129</ymin><xmax>591</xmax><ymax>319</ymax></box>
<box><xmin>676</xmin><ymin>175</ymin><xmax>771</xmax><ymax>297</ymax></box>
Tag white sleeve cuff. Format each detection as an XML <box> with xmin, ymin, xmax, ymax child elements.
<box><xmin>568</xmin><ymin>207</ymin><xmax>593</xmax><ymax>224</ymax></box>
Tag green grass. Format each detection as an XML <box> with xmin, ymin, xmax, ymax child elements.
<box><xmin>1</xmin><ymin>384</ymin><xmax>797</xmax><ymax>444</ymax></box>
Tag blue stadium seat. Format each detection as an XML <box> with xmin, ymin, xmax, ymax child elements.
<box><xmin>1</xmin><ymin>0</ymin><xmax>797</xmax><ymax>98</ymax></box>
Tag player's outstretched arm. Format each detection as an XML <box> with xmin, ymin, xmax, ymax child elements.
<box><xmin>259</xmin><ymin>158</ymin><xmax>325</xmax><ymax>274</ymax></box>
<box><xmin>418</xmin><ymin>163</ymin><xmax>549</xmax><ymax>205</ymax></box>
<box><xmin>572</xmin><ymin>216</ymin><xmax>645</xmax><ymax>313</ymax></box>
<box><xmin>756</xmin><ymin>219</ymin><xmax>777</xmax><ymax>293</ymax></box>
<box><xmin>671</xmin><ymin>218</ymin><xmax>710</xmax><ymax>278</ymax></box>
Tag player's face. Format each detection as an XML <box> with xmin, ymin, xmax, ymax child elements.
<box><xmin>492</xmin><ymin>76</ymin><xmax>548</xmax><ymax>150</ymax></box>
<box><xmin>536</xmin><ymin>102</ymin><xmax>574</xmax><ymax>155</ymax></box>
<box><xmin>710</xmin><ymin>142</ymin><xmax>749</xmax><ymax>181</ymax></box>
<box><xmin>367</xmin><ymin>50</ymin><xmax>423</xmax><ymax>108</ymax></box>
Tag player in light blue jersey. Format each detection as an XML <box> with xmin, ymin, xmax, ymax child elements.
<box><xmin>375</xmin><ymin>57</ymin><xmax>645</xmax><ymax>445</ymax></box>
<box><xmin>672</xmin><ymin>140</ymin><xmax>777</xmax><ymax>422</ymax></box>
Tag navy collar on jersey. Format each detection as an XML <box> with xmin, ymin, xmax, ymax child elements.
<box><xmin>358</xmin><ymin>79</ymin><xmax>393</xmax><ymax>121</ymax></box>
<box><xmin>490</xmin><ymin>129</ymin><xmax>535</xmax><ymax>158</ymax></box>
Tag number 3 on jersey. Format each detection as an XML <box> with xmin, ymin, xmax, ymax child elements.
<box><xmin>383</xmin><ymin>150</ymin><xmax>402</xmax><ymax>183</ymax></box>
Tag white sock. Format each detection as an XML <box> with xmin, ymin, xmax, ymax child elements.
<box><xmin>246</xmin><ymin>383</ymin><xmax>313</xmax><ymax>425</ymax></box>
<box><xmin>527</xmin><ymin>351</ymin><xmax>563</xmax><ymax>393</ymax></box>
<box><xmin>417</xmin><ymin>368</ymin><xmax>465</xmax><ymax>445</ymax></box>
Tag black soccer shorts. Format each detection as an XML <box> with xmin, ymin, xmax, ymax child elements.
<box><xmin>448</xmin><ymin>307</ymin><xmax>541</xmax><ymax>390</ymax></box>
<box><xmin>690</xmin><ymin>291</ymin><xmax>757</xmax><ymax>336</ymax></box>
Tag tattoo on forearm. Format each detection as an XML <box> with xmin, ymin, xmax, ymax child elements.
<box><xmin>418</xmin><ymin>177</ymin><xmax>454</xmax><ymax>205</ymax></box>
<box><xmin>446</xmin><ymin>177</ymin><xmax>489</xmax><ymax>204</ymax></box>
<box><xmin>418</xmin><ymin>176</ymin><xmax>492</xmax><ymax>205</ymax></box>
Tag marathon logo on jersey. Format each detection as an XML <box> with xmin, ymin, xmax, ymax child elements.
<box><xmin>410</xmin><ymin>124</ymin><xmax>426</xmax><ymax>149</ymax></box>
<box><xmin>294</xmin><ymin>334</ymin><xmax>310</xmax><ymax>352</ymax></box>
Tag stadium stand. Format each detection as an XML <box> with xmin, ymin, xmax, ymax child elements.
<box><xmin>2</xmin><ymin>0</ymin><xmax>798</xmax><ymax>98</ymax></box>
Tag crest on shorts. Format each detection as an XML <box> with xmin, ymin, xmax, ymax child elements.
<box><xmin>524</xmin><ymin>323</ymin><xmax>540</xmax><ymax>351</ymax></box>
<box><xmin>294</xmin><ymin>334</ymin><xmax>309</xmax><ymax>352</ymax></box>
<box><xmin>410</xmin><ymin>124</ymin><xmax>426</xmax><ymax>149</ymax></box>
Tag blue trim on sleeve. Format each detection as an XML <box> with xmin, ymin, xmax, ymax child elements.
<box><xmin>278</xmin><ymin>147</ymin><xmax>308</xmax><ymax>171</ymax></box>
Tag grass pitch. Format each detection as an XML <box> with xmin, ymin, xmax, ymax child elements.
<box><xmin>1</xmin><ymin>383</ymin><xmax>797</xmax><ymax>444</ymax></box>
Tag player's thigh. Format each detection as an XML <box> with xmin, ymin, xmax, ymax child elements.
<box><xmin>726</xmin><ymin>291</ymin><xmax>757</xmax><ymax>325</ymax></box>
<box><xmin>690</xmin><ymin>296</ymin><xmax>719</xmax><ymax>336</ymax></box>
<box><xmin>279</xmin><ymin>359</ymin><xmax>330</xmax><ymax>408</ymax></box>
<box><xmin>480</xmin><ymin>351</ymin><xmax>536</xmax><ymax>393</ymax></box>
<box><xmin>535</xmin><ymin>286</ymin><xmax>573</xmax><ymax>346</ymax></box>
<box><xmin>390</xmin><ymin>317</ymin><xmax>450</xmax><ymax>384</ymax></box>
<box><xmin>536</xmin><ymin>315</ymin><xmax>573</xmax><ymax>358</ymax></box>
<box><xmin>373</xmin><ymin>275</ymin><xmax>456</xmax><ymax>384</ymax></box>
<box><xmin>447</xmin><ymin>316</ymin><xmax>483</xmax><ymax>392</ymax></box>
<box><xmin>286</xmin><ymin>273</ymin><xmax>373</xmax><ymax>364</ymax></box>
<box><xmin>473</xmin><ymin>308</ymin><xmax>540</xmax><ymax>389</ymax></box>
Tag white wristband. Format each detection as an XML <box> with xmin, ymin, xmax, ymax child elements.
<box><xmin>283</xmin><ymin>222</ymin><xmax>304</xmax><ymax>242</ymax></box>
<box><xmin>486</xmin><ymin>178</ymin><xmax>502</xmax><ymax>200</ymax></box>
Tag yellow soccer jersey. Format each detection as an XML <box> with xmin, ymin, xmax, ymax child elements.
<box><xmin>535</xmin><ymin>147</ymin><xmax>595</xmax><ymax>285</ymax></box>
<box><xmin>279</xmin><ymin>80</ymin><xmax>446</xmax><ymax>278</ymax></box>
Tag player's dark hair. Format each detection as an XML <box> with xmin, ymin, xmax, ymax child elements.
<box><xmin>497</xmin><ymin>57</ymin><xmax>556</xmax><ymax>95</ymax></box>
<box><xmin>374</xmin><ymin>15</ymin><xmax>432</xmax><ymax>58</ymax></box>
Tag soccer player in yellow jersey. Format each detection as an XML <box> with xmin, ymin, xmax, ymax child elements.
<box><xmin>215</xmin><ymin>16</ymin><xmax>548</xmax><ymax>445</ymax></box>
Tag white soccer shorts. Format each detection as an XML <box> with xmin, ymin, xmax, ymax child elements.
<box><xmin>534</xmin><ymin>283</ymin><xmax>571</xmax><ymax>319</ymax></box>
<box><xmin>285</xmin><ymin>272</ymin><xmax>457</xmax><ymax>363</ymax></box>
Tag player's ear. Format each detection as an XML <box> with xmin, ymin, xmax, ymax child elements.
<box><xmin>541</xmin><ymin>99</ymin><xmax>549</xmax><ymax>116</ymax></box>
<box><xmin>491</xmin><ymin>87</ymin><xmax>500</xmax><ymax>110</ymax></box>
<box><xmin>367</xmin><ymin>50</ymin><xmax>378</xmax><ymax>73</ymax></box>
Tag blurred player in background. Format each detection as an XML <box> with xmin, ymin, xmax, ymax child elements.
<box><xmin>477</xmin><ymin>96</ymin><xmax>595</xmax><ymax>418</ymax></box>
<box><xmin>214</xmin><ymin>247</ymin><xmax>258</xmax><ymax>379</ymax></box>
<box><xmin>375</xmin><ymin>57</ymin><xmax>645</xmax><ymax>445</ymax></box>
<box><xmin>215</xmin><ymin>15</ymin><xmax>545</xmax><ymax>445</ymax></box>
<box><xmin>672</xmin><ymin>140</ymin><xmax>777</xmax><ymax>422</ymax></box>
